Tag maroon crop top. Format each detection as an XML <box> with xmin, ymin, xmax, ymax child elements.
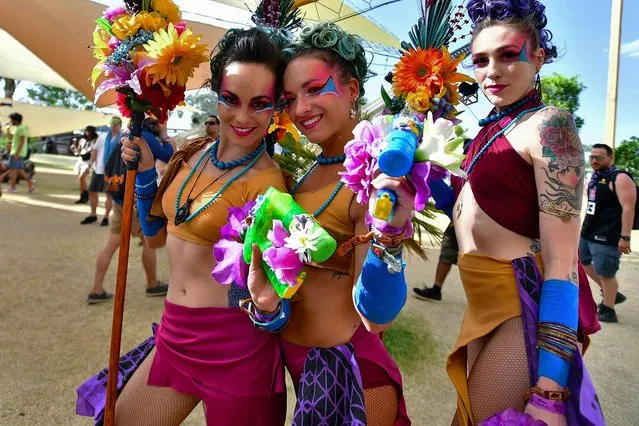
<box><xmin>452</xmin><ymin>100</ymin><xmax>543</xmax><ymax>239</ymax></box>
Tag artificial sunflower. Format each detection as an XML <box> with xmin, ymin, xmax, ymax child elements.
<box><xmin>143</xmin><ymin>23</ymin><xmax>208</xmax><ymax>87</ymax></box>
<box><xmin>439</xmin><ymin>46</ymin><xmax>475</xmax><ymax>105</ymax></box>
<box><xmin>392</xmin><ymin>47</ymin><xmax>444</xmax><ymax>98</ymax></box>
<box><xmin>111</xmin><ymin>14</ymin><xmax>141</xmax><ymax>40</ymax></box>
<box><xmin>151</xmin><ymin>0</ymin><xmax>182</xmax><ymax>24</ymax></box>
<box><xmin>136</xmin><ymin>11</ymin><xmax>167</xmax><ymax>32</ymax></box>
<box><xmin>91</xmin><ymin>27</ymin><xmax>112</xmax><ymax>87</ymax></box>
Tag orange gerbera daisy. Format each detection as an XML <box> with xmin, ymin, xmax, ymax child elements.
<box><xmin>392</xmin><ymin>47</ymin><xmax>444</xmax><ymax>97</ymax></box>
<box><xmin>439</xmin><ymin>46</ymin><xmax>475</xmax><ymax>105</ymax></box>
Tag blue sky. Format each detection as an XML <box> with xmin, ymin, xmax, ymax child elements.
<box><xmin>360</xmin><ymin>0</ymin><xmax>639</xmax><ymax>146</ymax></box>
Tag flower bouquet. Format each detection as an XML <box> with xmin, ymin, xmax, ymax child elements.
<box><xmin>92</xmin><ymin>0</ymin><xmax>208</xmax><ymax>130</ymax></box>
<box><xmin>340</xmin><ymin>0</ymin><xmax>472</xmax><ymax>229</ymax></box>
<box><xmin>212</xmin><ymin>187</ymin><xmax>337</xmax><ymax>299</ymax></box>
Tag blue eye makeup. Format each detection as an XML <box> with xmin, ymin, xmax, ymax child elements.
<box><xmin>218</xmin><ymin>92</ymin><xmax>233</xmax><ymax>109</ymax></box>
<box><xmin>312</xmin><ymin>76</ymin><xmax>339</xmax><ymax>97</ymax></box>
<box><xmin>517</xmin><ymin>41</ymin><xmax>529</xmax><ymax>63</ymax></box>
<box><xmin>253</xmin><ymin>99</ymin><xmax>274</xmax><ymax>113</ymax></box>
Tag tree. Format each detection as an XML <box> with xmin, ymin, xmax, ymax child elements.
<box><xmin>541</xmin><ymin>72</ymin><xmax>586</xmax><ymax>130</ymax></box>
<box><xmin>185</xmin><ymin>91</ymin><xmax>218</xmax><ymax>124</ymax></box>
<box><xmin>615</xmin><ymin>136</ymin><xmax>639</xmax><ymax>183</ymax></box>
<box><xmin>25</xmin><ymin>84</ymin><xmax>94</xmax><ymax>110</ymax></box>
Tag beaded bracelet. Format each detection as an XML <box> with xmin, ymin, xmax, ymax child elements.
<box><xmin>134</xmin><ymin>192</ymin><xmax>157</xmax><ymax>200</ymax></box>
<box><xmin>239</xmin><ymin>298</ymin><xmax>290</xmax><ymax>333</ymax></box>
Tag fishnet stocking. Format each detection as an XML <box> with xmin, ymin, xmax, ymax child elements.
<box><xmin>364</xmin><ymin>385</ymin><xmax>399</xmax><ymax>426</ymax></box>
<box><xmin>115</xmin><ymin>348</ymin><xmax>201</xmax><ymax>426</ymax></box>
<box><xmin>466</xmin><ymin>317</ymin><xmax>530</xmax><ymax>424</ymax></box>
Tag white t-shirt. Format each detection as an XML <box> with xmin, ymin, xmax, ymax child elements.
<box><xmin>92</xmin><ymin>133</ymin><xmax>107</xmax><ymax>175</ymax></box>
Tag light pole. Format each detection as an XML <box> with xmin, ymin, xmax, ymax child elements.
<box><xmin>604</xmin><ymin>0</ymin><xmax>623</xmax><ymax>150</ymax></box>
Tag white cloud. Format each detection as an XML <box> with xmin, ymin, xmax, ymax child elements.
<box><xmin>620</xmin><ymin>39</ymin><xmax>639</xmax><ymax>58</ymax></box>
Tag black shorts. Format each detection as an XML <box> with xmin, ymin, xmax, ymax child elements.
<box><xmin>439</xmin><ymin>224</ymin><xmax>459</xmax><ymax>265</ymax></box>
<box><xmin>89</xmin><ymin>173</ymin><xmax>105</xmax><ymax>193</ymax></box>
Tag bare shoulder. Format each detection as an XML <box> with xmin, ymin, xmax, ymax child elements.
<box><xmin>534</xmin><ymin>106</ymin><xmax>583</xmax><ymax>168</ymax></box>
<box><xmin>615</xmin><ymin>172</ymin><xmax>635</xmax><ymax>186</ymax></box>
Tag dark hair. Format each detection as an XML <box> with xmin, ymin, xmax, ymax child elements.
<box><xmin>84</xmin><ymin>125</ymin><xmax>98</xmax><ymax>139</ymax></box>
<box><xmin>207</xmin><ymin>114</ymin><xmax>220</xmax><ymax>124</ymax></box>
<box><xmin>467</xmin><ymin>0</ymin><xmax>558</xmax><ymax>64</ymax></box>
<box><xmin>142</xmin><ymin>117</ymin><xmax>160</xmax><ymax>136</ymax></box>
<box><xmin>209</xmin><ymin>28</ymin><xmax>283</xmax><ymax>96</ymax></box>
<box><xmin>592</xmin><ymin>143</ymin><xmax>613</xmax><ymax>156</ymax></box>
<box><xmin>9</xmin><ymin>112</ymin><xmax>22</xmax><ymax>123</ymax></box>
<box><xmin>282</xmin><ymin>22</ymin><xmax>368</xmax><ymax>105</ymax></box>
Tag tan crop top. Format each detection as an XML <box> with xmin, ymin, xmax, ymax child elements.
<box><xmin>148</xmin><ymin>137</ymin><xmax>287</xmax><ymax>246</ymax></box>
<box><xmin>294</xmin><ymin>182</ymin><xmax>356</xmax><ymax>275</ymax></box>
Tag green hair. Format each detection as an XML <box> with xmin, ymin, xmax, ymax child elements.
<box><xmin>283</xmin><ymin>22</ymin><xmax>368</xmax><ymax>104</ymax></box>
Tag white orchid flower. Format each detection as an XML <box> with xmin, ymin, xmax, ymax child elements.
<box><xmin>415</xmin><ymin>112</ymin><xmax>467</xmax><ymax>178</ymax></box>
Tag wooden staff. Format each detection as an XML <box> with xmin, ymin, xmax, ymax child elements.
<box><xmin>103</xmin><ymin>111</ymin><xmax>144</xmax><ymax>426</ymax></box>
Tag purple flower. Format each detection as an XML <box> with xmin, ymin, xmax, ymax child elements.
<box><xmin>480</xmin><ymin>409</ymin><xmax>547</xmax><ymax>426</ymax></box>
<box><xmin>220</xmin><ymin>200</ymin><xmax>256</xmax><ymax>240</ymax></box>
<box><xmin>263</xmin><ymin>221</ymin><xmax>304</xmax><ymax>287</ymax></box>
<box><xmin>211</xmin><ymin>239</ymin><xmax>249</xmax><ymax>287</ymax></box>
<box><xmin>103</xmin><ymin>6</ymin><xmax>127</xmax><ymax>22</ymax></box>
<box><xmin>409</xmin><ymin>161</ymin><xmax>432</xmax><ymax>212</ymax></box>
<box><xmin>340</xmin><ymin>116</ymin><xmax>393</xmax><ymax>205</ymax></box>
<box><xmin>94</xmin><ymin>58</ymin><xmax>155</xmax><ymax>102</ymax></box>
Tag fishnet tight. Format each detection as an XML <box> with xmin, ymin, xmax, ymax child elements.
<box><xmin>364</xmin><ymin>385</ymin><xmax>399</xmax><ymax>426</ymax></box>
<box><xmin>452</xmin><ymin>317</ymin><xmax>530</xmax><ymax>425</ymax></box>
<box><xmin>115</xmin><ymin>348</ymin><xmax>201</xmax><ymax>426</ymax></box>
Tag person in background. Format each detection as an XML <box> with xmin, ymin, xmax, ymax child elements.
<box><xmin>3</xmin><ymin>113</ymin><xmax>35</xmax><ymax>193</ymax></box>
<box><xmin>81</xmin><ymin>117</ymin><xmax>122</xmax><ymax>226</ymax></box>
<box><xmin>580</xmin><ymin>143</ymin><xmax>637</xmax><ymax>323</ymax></box>
<box><xmin>72</xmin><ymin>126</ymin><xmax>99</xmax><ymax>204</ymax></box>
<box><xmin>413</xmin><ymin>224</ymin><xmax>459</xmax><ymax>302</ymax></box>
<box><xmin>204</xmin><ymin>114</ymin><xmax>220</xmax><ymax>139</ymax></box>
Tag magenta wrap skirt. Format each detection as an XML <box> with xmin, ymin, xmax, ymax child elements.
<box><xmin>148</xmin><ymin>300</ymin><xmax>287</xmax><ymax>426</ymax></box>
<box><xmin>282</xmin><ymin>324</ymin><xmax>411</xmax><ymax>425</ymax></box>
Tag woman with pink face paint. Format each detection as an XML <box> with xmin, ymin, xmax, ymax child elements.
<box><xmin>252</xmin><ymin>22</ymin><xmax>412</xmax><ymax>426</ymax></box>
<box><xmin>443</xmin><ymin>1</ymin><xmax>604</xmax><ymax>425</ymax></box>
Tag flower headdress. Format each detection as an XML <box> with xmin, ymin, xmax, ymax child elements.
<box><xmin>92</xmin><ymin>0</ymin><xmax>208</xmax><ymax>124</ymax></box>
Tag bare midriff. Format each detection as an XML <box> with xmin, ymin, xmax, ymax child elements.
<box><xmin>454</xmin><ymin>182</ymin><xmax>535</xmax><ymax>260</ymax></box>
<box><xmin>282</xmin><ymin>266</ymin><xmax>361</xmax><ymax>348</ymax></box>
<box><xmin>164</xmin><ymin>234</ymin><xmax>230</xmax><ymax>308</ymax></box>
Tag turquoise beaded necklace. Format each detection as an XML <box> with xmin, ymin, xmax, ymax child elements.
<box><xmin>174</xmin><ymin>141</ymin><xmax>265</xmax><ymax>225</ymax></box>
<box><xmin>466</xmin><ymin>104</ymin><xmax>545</xmax><ymax>175</ymax></box>
<box><xmin>292</xmin><ymin>160</ymin><xmax>345</xmax><ymax>218</ymax></box>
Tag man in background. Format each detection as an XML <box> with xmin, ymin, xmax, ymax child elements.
<box><xmin>2</xmin><ymin>113</ymin><xmax>35</xmax><ymax>193</ymax></box>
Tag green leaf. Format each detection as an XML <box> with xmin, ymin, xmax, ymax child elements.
<box><xmin>130</xmin><ymin>97</ymin><xmax>152</xmax><ymax>113</ymax></box>
<box><xmin>95</xmin><ymin>17</ymin><xmax>114</xmax><ymax>36</ymax></box>
<box><xmin>542</xmin><ymin>145</ymin><xmax>555</xmax><ymax>160</ymax></box>
<box><xmin>381</xmin><ymin>86</ymin><xmax>393</xmax><ymax>108</ymax></box>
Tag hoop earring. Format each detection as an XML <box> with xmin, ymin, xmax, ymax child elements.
<box><xmin>534</xmin><ymin>74</ymin><xmax>542</xmax><ymax>102</ymax></box>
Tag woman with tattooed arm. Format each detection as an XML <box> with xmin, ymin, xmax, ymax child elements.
<box><xmin>445</xmin><ymin>1</ymin><xmax>604</xmax><ymax>425</ymax></box>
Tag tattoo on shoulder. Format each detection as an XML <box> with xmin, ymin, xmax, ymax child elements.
<box><xmin>567</xmin><ymin>271</ymin><xmax>579</xmax><ymax>286</ymax></box>
<box><xmin>538</xmin><ymin>109</ymin><xmax>585</xmax><ymax>222</ymax></box>
<box><xmin>332</xmin><ymin>271</ymin><xmax>349</xmax><ymax>279</ymax></box>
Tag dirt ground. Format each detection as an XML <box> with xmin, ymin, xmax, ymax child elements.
<box><xmin>1</xmin><ymin>155</ymin><xmax>638</xmax><ymax>425</ymax></box>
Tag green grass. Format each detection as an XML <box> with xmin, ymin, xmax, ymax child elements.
<box><xmin>383</xmin><ymin>313</ymin><xmax>438</xmax><ymax>372</ymax></box>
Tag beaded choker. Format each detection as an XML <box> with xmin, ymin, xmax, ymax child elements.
<box><xmin>478</xmin><ymin>95</ymin><xmax>536</xmax><ymax>127</ymax></box>
<box><xmin>211</xmin><ymin>139</ymin><xmax>265</xmax><ymax>169</ymax></box>
<box><xmin>316</xmin><ymin>153</ymin><xmax>346</xmax><ymax>165</ymax></box>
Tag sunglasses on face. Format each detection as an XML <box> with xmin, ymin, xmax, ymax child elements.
<box><xmin>205</xmin><ymin>121</ymin><xmax>219</xmax><ymax>126</ymax></box>
<box><xmin>589</xmin><ymin>155</ymin><xmax>606</xmax><ymax>161</ymax></box>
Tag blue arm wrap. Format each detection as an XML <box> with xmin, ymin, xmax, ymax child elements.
<box><xmin>429</xmin><ymin>179</ymin><xmax>454</xmax><ymax>218</ymax></box>
<box><xmin>354</xmin><ymin>247</ymin><xmax>407</xmax><ymax>324</ymax></box>
<box><xmin>142</xmin><ymin>130</ymin><xmax>174</xmax><ymax>163</ymax></box>
<box><xmin>135</xmin><ymin>169</ymin><xmax>164</xmax><ymax>237</ymax></box>
<box><xmin>538</xmin><ymin>279</ymin><xmax>579</xmax><ymax>387</ymax></box>
<box><xmin>251</xmin><ymin>299</ymin><xmax>291</xmax><ymax>333</ymax></box>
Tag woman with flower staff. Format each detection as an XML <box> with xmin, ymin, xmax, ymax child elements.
<box><xmin>441</xmin><ymin>0</ymin><xmax>605</xmax><ymax>425</ymax></box>
<box><xmin>75</xmin><ymin>0</ymin><xmax>301</xmax><ymax>422</ymax></box>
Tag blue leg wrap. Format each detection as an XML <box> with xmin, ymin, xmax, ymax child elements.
<box><xmin>135</xmin><ymin>169</ymin><xmax>164</xmax><ymax>237</ymax></box>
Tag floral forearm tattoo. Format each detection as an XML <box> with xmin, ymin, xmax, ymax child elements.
<box><xmin>538</xmin><ymin>109</ymin><xmax>585</xmax><ymax>223</ymax></box>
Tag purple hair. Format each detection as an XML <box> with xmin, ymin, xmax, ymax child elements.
<box><xmin>467</xmin><ymin>0</ymin><xmax>558</xmax><ymax>63</ymax></box>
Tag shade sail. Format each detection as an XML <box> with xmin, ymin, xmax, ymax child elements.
<box><xmin>0</xmin><ymin>0</ymin><xmax>399</xmax><ymax>108</ymax></box>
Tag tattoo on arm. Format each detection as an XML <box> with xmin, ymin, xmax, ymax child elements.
<box><xmin>538</xmin><ymin>110</ymin><xmax>585</xmax><ymax>222</ymax></box>
<box><xmin>567</xmin><ymin>271</ymin><xmax>579</xmax><ymax>286</ymax></box>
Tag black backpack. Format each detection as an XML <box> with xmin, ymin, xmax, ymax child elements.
<box><xmin>612</xmin><ymin>171</ymin><xmax>639</xmax><ymax>230</ymax></box>
<box><xmin>104</xmin><ymin>143</ymin><xmax>127</xmax><ymax>204</ymax></box>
